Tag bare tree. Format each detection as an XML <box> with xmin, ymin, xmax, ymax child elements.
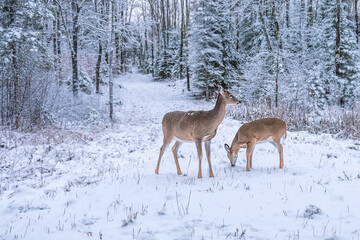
<box><xmin>55</xmin><ymin>0</ymin><xmax>87</xmax><ymax>97</ymax></box>
<box><xmin>109</xmin><ymin>0</ymin><xmax>115</xmax><ymax>121</ymax></box>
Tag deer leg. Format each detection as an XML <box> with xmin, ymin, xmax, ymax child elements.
<box><xmin>250</xmin><ymin>145</ymin><xmax>255</xmax><ymax>169</ymax></box>
<box><xmin>271</xmin><ymin>140</ymin><xmax>283</xmax><ymax>169</ymax></box>
<box><xmin>155</xmin><ymin>141</ymin><xmax>170</xmax><ymax>174</ymax></box>
<box><xmin>279</xmin><ymin>142</ymin><xmax>284</xmax><ymax>169</ymax></box>
<box><xmin>194</xmin><ymin>139</ymin><xmax>203</xmax><ymax>178</ymax></box>
<box><xmin>246</xmin><ymin>143</ymin><xmax>254</xmax><ymax>171</ymax></box>
<box><xmin>204</xmin><ymin>141</ymin><xmax>214</xmax><ymax>177</ymax></box>
<box><xmin>171</xmin><ymin>141</ymin><xmax>183</xmax><ymax>175</ymax></box>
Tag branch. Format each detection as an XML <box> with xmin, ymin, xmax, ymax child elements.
<box><xmin>258</xmin><ymin>4</ymin><xmax>273</xmax><ymax>53</ymax></box>
<box><xmin>78</xmin><ymin>0</ymin><xmax>87</xmax><ymax>13</ymax></box>
<box><xmin>54</xmin><ymin>0</ymin><xmax>75</xmax><ymax>55</ymax></box>
<box><xmin>128</xmin><ymin>0</ymin><xmax>136</xmax><ymax>24</ymax></box>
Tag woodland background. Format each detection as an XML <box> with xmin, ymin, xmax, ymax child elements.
<box><xmin>1</xmin><ymin>0</ymin><xmax>360</xmax><ymax>137</ymax></box>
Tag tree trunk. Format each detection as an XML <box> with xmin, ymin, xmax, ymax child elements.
<box><xmin>149</xmin><ymin>0</ymin><xmax>156</xmax><ymax>77</ymax></box>
<box><xmin>56</xmin><ymin>8</ymin><xmax>62</xmax><ymax>82</ymax></box>
<box><xmin>12</xmin><ymin>44</ymin><xmax>19</xmax><ymax>127</ymax></box>
<box><xmin>166</xmin><ymin>0</ymin><xmax>170</xmax><ymax>47</ymax></box>
<box><xmin>356</xmin><ymin>0</ymin><xmax>359</xmax><ymax>43</ymax></box>
<box><xmin>1</xmin><ymin>77</ymin><xmax>4</xmax><ymax>125</ymax></box>
<box><xmin>274</xmin><ymin>4</ymin><xmax>282</xmax><ymax>50</ymax></box>
<box><xmin>335</xmin><ymin>0</ymin><xmax>341</xmax><ymax>78</ymax></box>
<box><xmin>114</xmin><ymin>1</ymin><xmax>120</xmax><ymax>74</ymax></box>
<box><xmin>185</xmin><ymin>0</ymin><xmax>190</xmax><ymax>90</ymax></box>
<box><xmin>71</xmin><ymin>0</ymin><xmax>79</xmax><ymax>97</ymax></box>
<box><xmin>307</xmin><ymin>0</ymin><xmax>313</xmax><ymax>28</ymax></box>
<box><xmin>120</xmin><ymin>4</ymin><xmax>125</xmax><ymax>73</ymax></box>
<box><xmin>161</xmin><ymin>0</ymin><xmax>167</xmax><ymax>72</ymax></box>
<box><xmin>285</xmin><ymin>0</ymin><xmax>290</xmax><ymax>28</ymax></box>
<box><xmin>142</xmin><ymin>1</ymin><xmax>148</xmax><ymax>73</ymax></box>
<box><xmin>275</xmin><ymin>47</ymin><xmax>279</xmax><ymax>108</ymax></box>
<box><xmin>173</xmin><ymin>0</ymin><xmax>177</xmax><ymax>29</ymax></box>
<box><xmin>96</xmin><ymin>40</ymin><xmax>102</xmax><ymax>94</ymax></box>
<box><xmin>179</xmin><ymin>0</ymin><xmax>184</xmax><ymax>79</ymax></box>
<box><xmin>236</xmin><ymin>13</ymin><xmax>240</xmax><ymax>50</ymax></box>
<box><xmin>300</xmin><ymin>0</ymin><xmax>305</xmax><ymax>43</ymax></box>
<box><xmin>306</xmin><ymin>0</ymin><xmax>313</xmax><ymax>49</ymax></box>
<box><xmin>151</xmin><ymin>29</ymin><xmax>155</xmax><ymax>76</ymax></box>
<box><xmin>8</xmin><ymin>0</ymin><xmax>20</xmax><ymax>126</ymax></box>
<box><xmin>53</xmin><ymin>18</ymin><xmax>57</xmax><ymax>67</ymax></box>
<box><xmin>109</xmin><ymin>0</ymin><xmax>114</xmax><ymax>121</ymax></box>
<box><xmin>258</xmin><ymin>4</ymin><xmax>273</xmax><ymax>52</ymax></box>
<box><xmin>205</xmin><ymin>79</ymin><xmax>209</xmax><ymax>101</ymax></box>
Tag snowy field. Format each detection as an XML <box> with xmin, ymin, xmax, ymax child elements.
<box><xmin>1</xmin><ymin>74</ymin><xmax>360</xmax><ymax>240</ymax></box>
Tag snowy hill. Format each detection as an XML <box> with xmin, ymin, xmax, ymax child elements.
<box><xmin>1</xmin><ymin>74</ymin><xmax>360</xmax><ymax>240</ymax></box>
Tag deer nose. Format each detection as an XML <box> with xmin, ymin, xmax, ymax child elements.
<box><xmin>237</xmin><ymin>100</ymin><xmax>241</xmax><ymax>104</ymax></box>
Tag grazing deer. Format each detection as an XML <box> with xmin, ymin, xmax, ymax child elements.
<box><xmin>155</xmin><ymin>88</ymin><xmax>240</xmax><ymax>178</ymax></box>
<box><xmin>224</xmin><ymin>118</ymin><xmax>287</xmax><ymax>171</ymax></box>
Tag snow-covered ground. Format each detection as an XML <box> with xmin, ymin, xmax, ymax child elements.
<box><xmin>1</xmin><ymin>74</ymin><xmax>360</xmax><ymax>240</ymax></box>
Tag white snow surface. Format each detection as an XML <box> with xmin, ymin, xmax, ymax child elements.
<box><xmin>1</xmin><ymin>73</ymin><xmax>360</xmax><ymax>240</ymax></box>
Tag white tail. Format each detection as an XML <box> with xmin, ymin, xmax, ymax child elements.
<box><xmin>224</xmin><ymin>118</ymin><xmax>287</xmax><ymax>171</ymax></box>
<box><xmin>155</xmin><ymin>88</ymin><xmax>240</xmax><ymax>178</ymax></box>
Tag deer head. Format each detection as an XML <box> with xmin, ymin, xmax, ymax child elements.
<box><xmin>215</xmin><ymin>85</ymin><xmax>240</xmax><ymax>105</ymax></box>
<box><xmin>224</xmin><ymin>143</ymin><xmax>238</xmax><ymax>166</ymax></box>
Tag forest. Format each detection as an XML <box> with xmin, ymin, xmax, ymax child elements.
<box><xmin>2</xmin><ymin>1</ymin><xmax>360</xmax><ymax>239</ymax></box>
<box><xmin>1</xmin><ymin>0</ymin><xmax>360</xmax><ymax>137</ymax></box>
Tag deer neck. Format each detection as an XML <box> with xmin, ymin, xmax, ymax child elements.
<box><xmin>230</xmin><ymin>141</ymin><xmax>241</xmax><ymax>156</ymax></box>
<box><xmin>209</xmin><ymin>93</ymin><xmax>227</xmax><ymax>127</ymax></box>
<box><xmin>231</xmin><ymin>138</ymin><xmax>246</xmax><ymax>155</ymax></box>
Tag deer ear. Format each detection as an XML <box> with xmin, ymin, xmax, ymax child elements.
<box><xmin>224</xmin><ymin>144</ymin><xmax>231</xmax><ymax>153</ymax></box>
<box><xmin>214</xmin><ymin>85</ymin><xmax>224</xmax><ymax>94</ymax></box>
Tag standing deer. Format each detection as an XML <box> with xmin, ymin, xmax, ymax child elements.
<box><xmin>224</xmin><ymin>118</ymin><xmax>287</xmax><ymax>171</ymax></box>
<box><xmin>155</xmin><ymin>88</ymin><xmax>240</xmax><ymax>178</ymax></box>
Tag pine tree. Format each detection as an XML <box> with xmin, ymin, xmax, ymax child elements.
<box><xmin>237</xmin><ymin>1</ymin><xmax>261</xmax><ymax>57</ymax></box>
<box><xmin>316</xmin><ymin>0</ymin><xmax>338</xmax><ymax>106</ymax></box>
<box><xmin>218</xmin><ymin>0</ymin><xmax>241</xmax><ymax>87</ymax></box>
<box><xmin>237</xmin><ymin>1</ymin><xmax>275</xmax><ymax>105</ymax></box>
<box><xmin>156</xmin><ymin>31</ymin><xmax>180</xmax><ymax>79</ymax></box>
<box><xmin>337</xmin><ymin>2</ymin><xmax>360</xmax><ymax>106</ymax></box>
<box><xmin>0</xmin><ymin>0</ymin><xmax>51</xmax><ymax>127</ymax></box>
<box><xmin>316</xmin><ymin>0</ymin><xmax>360</xmax><ymax>107</ymax></box>
<box><xmin>190</xmin><ymin>0</ymin><xmax>238</xmax><ymax>100</ymax></box>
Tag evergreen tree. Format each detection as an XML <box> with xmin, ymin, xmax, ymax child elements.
<box><xmin>190</xmin><ymin>0</ymin><xmax>239</xmax><ymax>100</ymax></box>
<box><xmin>316</xmin><ymin>0</ymin><xmax>360</xmax><ymax>107</ymax></box>
<box><xmin>237</xmin><ymin>1</ymin><xmax>275</xmax><ymax>105</ymax></box>
<box><xmin>156</xmin><ymin>31</ymin><xmax>180</xmax><ymax>79</ymax></box>
<box><xmin>319</xmin><ymin>0</ymin><xmax>338</xmax><ymax>105</ymax></box>
<box><xmin>219</xmin><ymin>0</ymin><xmax>241</xmax><ymax>87</ymax></box>
<box><xmin>337</xmin><ymin>2</ymin><xmax>360</xmax><ymax>106</ymax></box>
<box><xmin>0</xmin><ymin>0</ymin><xmax>51</xmax><ymax>127</ymax></box>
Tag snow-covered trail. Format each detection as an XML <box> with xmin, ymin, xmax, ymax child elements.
<box><xmin>1</xmin><ymin>73</ymin><xmax>360</xmax><ymax>240</ymax></box>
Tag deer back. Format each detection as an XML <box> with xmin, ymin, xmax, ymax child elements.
<box><xmin>236</xmin><ymin>118</ymin><xmax>287</xmax><ymax>144</ymax></box>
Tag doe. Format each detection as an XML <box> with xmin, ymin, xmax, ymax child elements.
<box><xmin>224</xmin><ymin>118</ymin><xmax>287</xmax><ymax>171</ymax></box>
<box><xmin>155</xmin><ymin>88</ymin><xmax>240</xmax><ymax>178</ymax></box>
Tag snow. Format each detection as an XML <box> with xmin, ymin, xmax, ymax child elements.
<box><xmin>1</xmin><ymin>73</ymin><xmax>360</xmax><ymax>239</ymax></box>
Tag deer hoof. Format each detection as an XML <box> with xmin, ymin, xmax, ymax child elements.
<box><xmin>177</xmin><ymin>171</ymin><xmax>182</xmax><ymax>175</ymax></box>
<box><xmin>155</xmin><ymin>169</ymin><xmax>159</xmax><ymax>174</ymax></box>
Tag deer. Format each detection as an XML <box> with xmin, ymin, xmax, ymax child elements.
<box><xmin>155</xmin><ymin>88</ymin><xmax>240</xmax><ymax>178</ymax></box>
<box><xmin>224</xmin><ymin>118</ymin><xmax>287</xmax><ymax>171</ymax></box>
